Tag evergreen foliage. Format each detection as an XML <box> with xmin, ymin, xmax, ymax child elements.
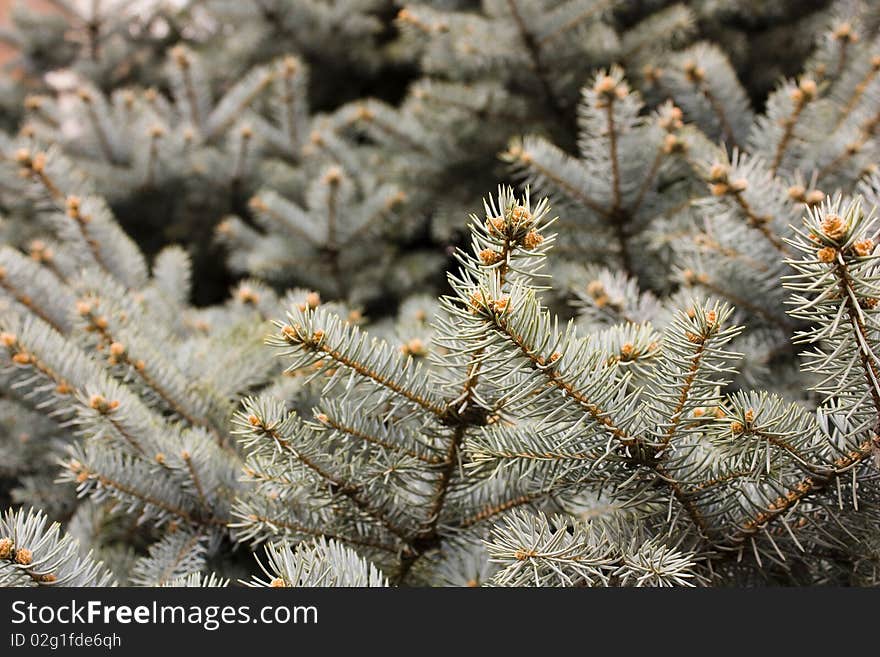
<box><xmin>5</xmin><ymin>0</ymin><xmax>880</xmax><ymax>587</ymax></box>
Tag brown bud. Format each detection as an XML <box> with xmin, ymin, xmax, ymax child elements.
<box><xmin>685</xmin><ymin>331</ymin><xmax>702</xmax><ymax>344</ymax></box>
<box><xmin>817</xmin><ymin>247</ymin><xmax>837</xmax><ymax>263</ymax></box>
<box><xmin>322</xmin><ymin>166</ymin><xmax>343</xmax><ymax>186</ymax></box>
<box><xmin>593</xmin><ymin>75</ymin><xmax>617</xmax><ymax>95</ymax></box>
<box><xmin>282</xmin><ymin>56</ymin><xmax>299</xmax><ymax>75</ymax></box>
<box><xmin>805</xmin><ymin>189</ymin><xmax>825</xmax><ymax>206</ymax></box>
<box><xmin>66</xmin><ymin>195</ymin><xmax>81</xmax><ymax>216</ymax></box>
<box><xmin>681</xmin><ymin>269</ymin><xmax>709</xmax><ymax>286</ymax></box>
<box><xmin>248</xmin><ymin>196</ymin><xmax>267</xmax><ymax>212</ymax></box>
<box><xmin>586</xmin><ymin>280</ymin><xmax>605</xmax><ymax>299</ymax></box>
<box><xmin>0</xmin><ymin>538</ymin><xmax>12</xmax><ymax>559</ymax></box>
<box><xmin>401</xmin><ymin>338</ymin><xmax>426</xmax><ymax>357</ymax></box>
<box><xmin>469</xmin><ymin>291</ymin><xmax>485</xmax><ymax>313</ymax></box>
<box><xmin>34</xmin><ymin>245</ymin><xmax>53</xmax><ymax>263</ymax></box>
<box><xmin>305</xmin><ymin>291</ymin><xmax>321</xmax><ymax>309</ymax></box>
<box><xmin>708</xmin><ymin>163</ymin><xmax>728</xmax><ymax>182</ymax></box>
<box><xmin>522</xmin><ymin>230</ymin><xmax>544</xmax><ymax>250</ymax></box>
<box><xmin>487</xmin><ymin>216</ymin><xmax>506</xmax><ymax>236</ymax></box>
<box><xmin>798</xmin><ymin>77</ymin><xmax>817</xmax><ymax>100</ymax></box>
<box><xmin>237</xmin><ymin>285</ymin><xmax>259</xmax><ymax>305</ymax></box>
<box><xmin>171</xmin><ymin>46</ymin><xmax>190</xmax><ymax>67</ymax></box>
<box><xmin>504</xmin><ymin>141</ymin><xmax>524</xmax><ymax>160</ymax></box>
<box><xmin>787</xmin><ymin>184</ymin><xmax>806</xmax><ymax>201</ymax></box>
<box><xmin>14</xmin><ymin>548</ymin><xmax>32</xmax><ymax>566</ymax></box>
<box><xmin>710</xmin><ymin>183</ymin><xmax>729</xmax><ymax>196</ymax></box>
<box><xmin>510</xmin><ymin>205</ymin><xmax>532</xmax><ymax>223</ymax></box>
<box><xmin>820</xmin><ymin>214</ymin><xmax>847</xmax><ymax>241</ymax></box>
<box><xmin>854</xmin><ymin>239</ymin><xmax>875</xmax><ymax>257</ymax></box>
<box><xmin>643</xmin><ymin>65</ymin><xmax>662</xmax><ymax>83</ymax></box>
<box><xmin>683</xmin><ymin>60</ymin><xmax>705</xmax><ymax>82</ymax></box>
<box><xmin>386</xmin><ymin>190</ymin><xmax>407</xmax><ymax>209</ymax></box>
<box><xmin>30</xmin><ymin>152</ymin><xmax>46</xmax><ymax>173</ymax></box>
<box><xmin>89</xmin><ymin>394</ymin><xmax>118</xmax><ymax>413</ymax></box>
<box><xmin>479</xmin><ymin>249</ymin><xmax>503</xmax><ymax>265</ymax></box>
<box><xmin>833</xmin><ymin>21</ymin><xmax>856</xmax><ymax>42</ymax></box>
<box><xmin>662</xmin><ymin>133</ymin><xmax>685</xmax><ymax>154</ymax></box>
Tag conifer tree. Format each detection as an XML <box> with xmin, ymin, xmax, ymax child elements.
<box><xmin>5</xmin><ymin>0</ymin><xmax>880</xmax><ymax>588</ymax></box>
